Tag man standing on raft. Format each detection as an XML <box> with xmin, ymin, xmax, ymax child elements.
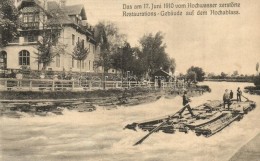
<box><xmin>179</xmin><ymin>91</ymin><xmax>195</xmax><ymax>118</ymax></box>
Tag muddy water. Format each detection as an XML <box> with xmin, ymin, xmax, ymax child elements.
<box><xmin>0</xmin><ymin>82</ymin><xmax>259</xmax><ymax>161</ymax></box>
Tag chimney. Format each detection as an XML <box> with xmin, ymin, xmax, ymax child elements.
<box><xmin>60</xmin><ymin>0</ymin><xmax>66</xmax><ymax>8</ymax></box>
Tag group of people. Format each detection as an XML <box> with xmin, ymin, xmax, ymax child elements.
<box><xmin>179</xmin><ymin>87</ymin><xmax>243</xmax><ymax>118</ymax></box>
<box><xmin>223</xmin><ymin>87</ymin><xmax>242</xmax><ymax>109</ymax></box>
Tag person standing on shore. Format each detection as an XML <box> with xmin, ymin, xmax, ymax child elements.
<box><xmin>223</xmin><ymin>89</ymin><xmax>231</xmax><ymax>110</ymax></box>
<box><xmin>237</xmin><ymin>87</ymin><xmax>242</xmax><ymax>102</ymax></box>
<box><xmin>230</xmin><ymin>90</ymin><xmax>233</xmax><ymax>99</ymax></box>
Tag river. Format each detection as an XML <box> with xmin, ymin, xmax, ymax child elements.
<box><xmin>0</xmin><ymin>82</ymin><xmax>260</xmax><ymax>161</ymax></box>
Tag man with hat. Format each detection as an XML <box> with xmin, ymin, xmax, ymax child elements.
<box><xmin>179</xmin><ymin>91</ymin><xmax>195</xmax><ymax>118</ymax></box>
<box><xmin>223</xmin><ymin>89</ymin><xmax>231</xmax><ymax>110</ymax></box>
<box><xmin>237</xmin><ymin>87</ymin><xmax>242</xmax><ymax>102</ymax></box>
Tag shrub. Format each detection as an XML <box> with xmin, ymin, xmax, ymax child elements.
<box><xmin>253</xmin><ymin>75</ymin><xmax>260</xmax><ymax>87</ymax></box>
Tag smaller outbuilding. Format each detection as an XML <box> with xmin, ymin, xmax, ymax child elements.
<box><xmin>153</xmin><ymin>69</ymin><xmax>174</xmax><ymax>82</ymax></box>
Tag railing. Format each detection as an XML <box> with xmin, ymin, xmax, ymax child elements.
<box><xmin>0</xmin><ymin>78</ymin><xmax>186</xmax><ymax>91</ymax></box>
<box><xmin>20</xmin><ymin>22</ymin><xmax>40</xmax><ymax>30</ymax></box>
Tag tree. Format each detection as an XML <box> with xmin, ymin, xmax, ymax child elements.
<box><xmin>232</xmin><ymin>70</ymin><xmax>239</xmax><ymax>77</ymax></box>
<box><xmin>111</xmin><ymin>42</ymin><xmax>138</xmax><ymax>75</ymax></box>
<box><xmin>0</xmin><ymin>0</ymin><xmax>18</xmax><ymax>47</ymax></box>
<box><xmin>221</xmin><ymin>72</ymin><xmax>228</xmax><ymax>79</ymax></box>
<box><xmin>35</xmin><ymin>29</ymin><xmax>67</xmax><ymax>71</ymax></box>
<box><xmin>139</xmin><ymin>32</ymin><xmax>170</xmax><ymax>75</ymax></box>
<box><xmin>34</xmin><ymin>1</ymin><xmax>67</xmax><ymax>71</ymax></box>
<box><xmin>187</xmin><ymin>66</ymin><xmax>205</xmax><ymax>82</ymax></box>
<box><xmin>253</xmin><ymin>75</ymin><xmax>260</xmax><ymax>86</ymax></box>
<box><xmin>186</xmin><ymin>71</ymin><xmax>197</xmax><ymax>82</ymax></box>
<box><xmin>72</xmin><ymin>41</ymin><xmax>89</xmax><ymax>73</ymax></box>
<box><xmin>138</xmin><ymin>32</ymin><xmax>176</xmax><ymax>77</ymax></box>
<box><xmin>163</xmin><ymin>57</ymin><xmax>176</xmax><ymax>74</ymax></box>
<box><xmin>208</xmin><ymin>72</ymin><xmax>215</xmax><ymax>78</ymax></box>
<box><xmin>112</xmin><ymin>44</ymin><xmax>147</xmax><ymax>78</ymax></box>
<box><xmin>94</xmin><ymin>21</ymin><xmax>126</xmax><ymax>72</ymax></box>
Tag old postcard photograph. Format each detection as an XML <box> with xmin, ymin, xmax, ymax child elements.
<box><xmin>0</xmin><ymin>0</ymin><xmax>260</xmax><ymax>160</ymax></box>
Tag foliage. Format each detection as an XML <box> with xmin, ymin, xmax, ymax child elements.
<box><xmin>34</xmin><ymin>3</ymin><xmax>67</xmax><ymax>71</ymax></box>
<box><xmin>232</xmin><ymin>70</ymin><xmax>239</xmax><ymax>77</ymax></box>
<box><xmin>253</xmin><ymin>75</ymin><xmax>260</xmax><ymax>87</ymax></box>
<box><xmin>220</xmin><ymin>72</ymin><xmax>228</xmax><ymax>79</ymax></box>
<box><xmin>94</xmin><ymin>21</ymin><xmax>126</xmax><ymax>72</ymax></box>
<box><xmin>72</xmin><ymin>41</ymin><xmax>89</xmax><ymax>73</ymax></box>
<box><xmin>35</xmin><ymin>31</ymin><xmax>67</xmax><ymax>70</ymax></box>
<box><xmin>111</xmin><ymin>42</ymin><xmax>145</xmax><ymax>78</ymax></box>
<box><xmin>186</xmin><ymin>66</ymin><xmax>205</xmax><ymax>82</ymax></box>
<box><xmin>0</xmin><ymin>0</ymin><xmax>18</xmax><ymax>47</ymax></box>
<box><xmin>186</xmin><ymin>71</ymin><xmax>197</xmax><ymax>82</ymax></box>
<box><xmin>139</xmin><ymin>32</ymin><xmax>172</xmax><ymax>75</ymax></box>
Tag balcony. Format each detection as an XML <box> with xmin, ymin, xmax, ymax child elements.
<box><xmin>20</xmin><ymin>22</ymin><xmax>40</xmax><ymax>30</ymax></box>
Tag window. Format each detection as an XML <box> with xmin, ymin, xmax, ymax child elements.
<box><xmin>89</xmin><ymin>44</ymin><xmax>91</xmax><ymax>53</ymax></box>
<box><xmin>22</xmin><ymin>13</ymin><xmax>39</xmax><ymax>29</ymax></box>
<box><xmin>78</xmin><ymin>37</ymin><xmax>80</xmax><ymax>43</ymax></box>
<box><xmin>19</xmin><ymin>50</ymin><xmax>30</xmax><ymax>65</ymax></box>
<box><xmin>0</xmin><ymin>51</ymin><xmax>7</xmax><ymax>70</ymax></box>
<box><xmin>93</xmin><ymin>45</ymin><xmax>95</xmax><ymax>54</ymax></box>
<box><xmin>89</xmin><ymin>60</ymin><xmax>91</xmax><ymax>70</ymax></box>
<box><xmin>23</xmin><ymin>13</ymin><xmax>39</xmax><ymax>23</ymax></box>
<box><xmin>56</xmin><ymin>55</ymin><xmax>60</xmax><ymax>67</ymax></box>
<box><xmin>72</xmin><ymin>34</ymin><xmax>75</xmax><ymax>45</ymax></box>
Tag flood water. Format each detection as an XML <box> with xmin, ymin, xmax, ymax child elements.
<box><xmin>0</xmin><ymin>82</ymin><xmax>260</xmax><ymax>161</ymax></box>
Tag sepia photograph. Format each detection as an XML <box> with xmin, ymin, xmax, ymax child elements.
<box><xmin>0</xmin><ymin>0</ymin><xmax>260</xmax><ymax>160</ymax></box>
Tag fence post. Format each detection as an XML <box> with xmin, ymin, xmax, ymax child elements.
<box><xmin>89</xmin><ymin>81</ymin><xmax>92</xmax><ymax>90</ymax></box>
<box><xmin>5</xmin><ymin>79</ymin><xmax>7</xmax><ymax>90</ymax></box>
<box><xmin>72</xmin><ymin>80</ymin><xmax>74</xmax><ymax>91</ymax></box>
<box><xmin>29</xmin><ymin>80</ymin><xmax>32</xmax><ymax>91</ymax></box>
<box><xmin>52</xmin><ymin>80</ymin><xmax>55</xmax><ymax>91</ymax></box>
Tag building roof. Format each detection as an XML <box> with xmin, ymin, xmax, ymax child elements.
<box><xmin>153</xmin><ymin>69</ymin><xmax>174</xmax><ymax>78</ymax></box>
<box><xmin>46</xmin><ymin>2</ymin><xmax>87</xmax><ymax>20</ymax></box>
<box><xmin>18</xmin><ymin>0</ymin><xmax>95</xmax><ymax>42</ymax></box>
<box><xmin>47</xmin><ymin>1</ymin><xmax>60</xmax><ymax>13</ymax></box>
<box><xmin>64</xmin><ymin>4</ymin><xmax>87</xmax><ymax>20</ymax></box>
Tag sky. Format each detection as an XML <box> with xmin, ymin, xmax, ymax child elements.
<box><xmin>67</xmin><ymin>0</ymin><xmax>260</xmax><ymax>75</ymax></box>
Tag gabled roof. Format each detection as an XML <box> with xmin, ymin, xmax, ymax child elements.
<box><xmin>64</xmin><ymin>4</ymin><xmax>87</xmax><ymax>20</ymax></box>
<box><xmin>17</xmin><ymin>0</ymin><xmax>95</xmax><ymax>42</ymax></box>
<box><xmin>17</xmin><ymin>0</ymin><xmax>42</xmax><ymax>10</ymax></box>
<box><xmin>47</xmin><ymin>1</ymin><xmax>60</xmax><ymax>13</ymax></box>
<box><xmin>153</xmin><ymin>69</ymin><xmax>174</xmax><ymax>78</ymax></box>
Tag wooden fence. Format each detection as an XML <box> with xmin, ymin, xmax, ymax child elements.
<box><xmin>0</xmin><ymin>78</ymin><xmax>186</xmax><ymax>91</ymax></box>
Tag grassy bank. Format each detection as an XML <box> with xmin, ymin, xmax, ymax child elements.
<box><xmin>0</xmin><ymin>87</ymin><xmax>156</xmax><ymax>100</ymax></box>
<box><xmin>0</xmin><ymin>85</ymin><xmax>211</xmax><ymax>100</ymax></box>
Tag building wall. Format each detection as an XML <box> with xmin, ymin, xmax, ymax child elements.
<box><xmin>2</xmin><ymin>1</ymin><xmax>97</xmax><ymax>73</ymax></box>
<box><xmin>60</xmin><ymin>26</ymin><xmax>95</xmax><ymax>73</ymax></box>
<box><xmin>3</xmin><ymin>45</ymin><xmax>38</xmax><ymax>70</ymax></box>
<box><xmin>1</xmin><ymin>26</ymin><xmax>96</xmax><ymax>72</ymax></box>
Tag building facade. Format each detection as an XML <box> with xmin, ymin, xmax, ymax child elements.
<box><xmin>0</xmin><ymin>0</ymin><xmax>98</xmax><ymax>74</ymax></box>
